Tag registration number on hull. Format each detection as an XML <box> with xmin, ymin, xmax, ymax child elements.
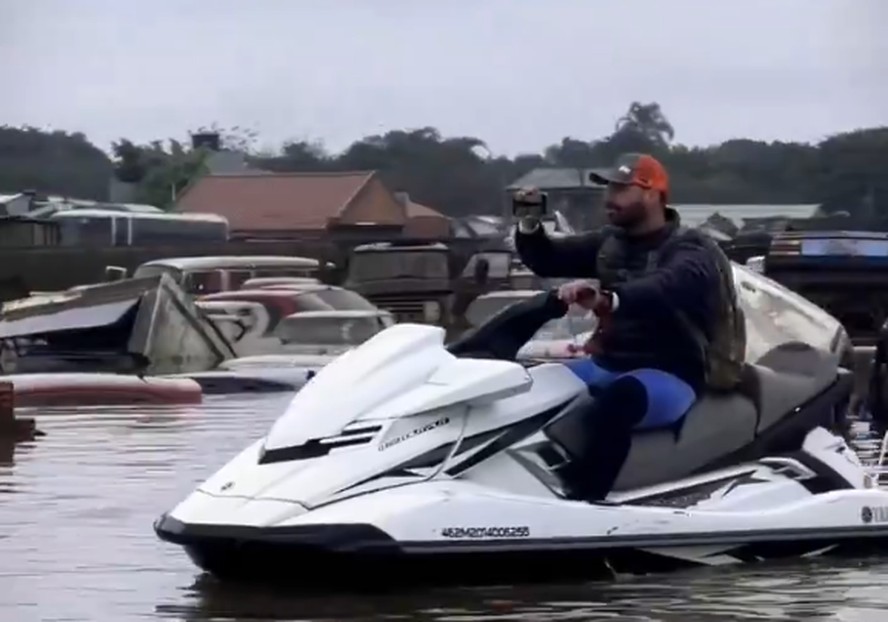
<box><xmin>440</xmin><ymin>526</ymin><xmax>531</xmax><ymax>539</ymax></box>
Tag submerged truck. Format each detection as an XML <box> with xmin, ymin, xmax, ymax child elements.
<box><xmin>765</xmin><ymin>230</ymin><xmax>888</xmax><ymax>346</ymax></box>
<box><xmin>344</xmin><ymin>242</ymin><xmax>454</xmax><ymax>326</ymax></box>
<box><xmin>343</xmin><ymin>241</ymin><xmax>514</xmax><ymax>337</ymax></box>
<box><xmin>763</xmin><ymin>229</ymin><xmax>888</xmax><ymax>412</ymax></box>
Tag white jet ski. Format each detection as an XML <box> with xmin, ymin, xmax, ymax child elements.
<box><xmin>155</xmin><ymin>290</ymin><xmax>888</xmax><ymax>587</ymax></box>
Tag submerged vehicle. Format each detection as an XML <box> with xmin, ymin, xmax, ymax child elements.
<box><xmin>132</xmin><ymin>256</ymin><xmax>326</xmax><ymax>297</ymax></box>
<box><xmin>449</xmin><ymin>249</ymin><xmax>513</xmax><ymax>321</ymax></box>
<box><xmin>181</xmin><ymin>310</ymin><xmax>399</xmax><ymax>395</ymax></box>
<box><xmin>0</xmin><ymin>273</ymin><xmax>234</xmax><ymax>375</ymax></box>
<box><xmin>155</xmin><ymin>265</ymin><xmax>888</xmax><ymax>586</ymax></box>
<box><xmin>763</xmin><ymin>230</ymin><xmax>888</xmax><ymax>406</ymax></box>
<box><xmin>239</xmin><ymin>276</ymin><xmax>321</xmax><ymax>290</ymax></box>
<box><xmin>219</xmin><ymin>309</ymin><xmax>395</xmax><ymax>373</ymax></box>
<box><xmin>344</xmin><ymin>242</ymin><xmax>453</xmax><ymax>325</ymax></box>
<box><xmin>765</xmin><ymin>230</ymin><xmax>888</xmax><ymax>346</ymax></box>
<box><xmin>196</xmin><ymin>286</ymin><xmax>379</xmax><ymax>356</ymax></box>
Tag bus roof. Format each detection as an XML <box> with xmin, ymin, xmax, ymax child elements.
<box><xmin>282</xmin><ymin>309</ymin><xmax>391</xmax><ymax>320</ymax></box>
<box><xmin>50</xmin><ymin>209</ymin><xmax>228</xmax><ymax>224</ymax></box>
<box><xmin>476</xmin><ymin>289</ymin><xmax>544</xmax><ymax>300</ymax></box>
<box><xmin>139</xmin><ymin>255</ymin><xmax>322</xmax><ymax>270</ymax></box>
<box><xmin>353</xmin><ymin>242</ymin><xmax>449</xmax><ymax>253</ymax></box>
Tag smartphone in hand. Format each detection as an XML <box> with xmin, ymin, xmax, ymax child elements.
<box><xmin>512</xmin><ymin>190</ymin><xmax>548</xmax><ymax>220</ymax></box>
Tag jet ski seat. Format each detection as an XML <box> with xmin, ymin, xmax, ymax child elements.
<box><xmin>747</xmin><ymin>341</ymin><xmax>840</xmax><ymax>432</ymax></box>
<box><xmin>611</xmin><ymin>391</ymin><xmax>758</xmax><ymax>491</ymax></box>
<box><xmin>612</xmin><ymin>342</ymin><xmax>842</xmax><ymax>491</ymax></box>
<box><xmin>545</xmin><ymin>342</ymin><xmax>843</xmax><ymax>493</ymax></box>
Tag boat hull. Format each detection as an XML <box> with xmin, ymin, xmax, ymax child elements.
<box><xmin>155</xmin><ymin>513</ymin><xmax>888</xmax><ymax>587</ymax></box>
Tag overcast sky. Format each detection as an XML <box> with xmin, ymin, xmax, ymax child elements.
<box><xmin>2</xmin><ymin>0</ymin><xmax>886</xmax><ymax>156</ymax></box>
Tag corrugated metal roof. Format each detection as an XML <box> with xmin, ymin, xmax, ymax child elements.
<box><xmin>107</xmin><ymin>203</ymin><xmax>164</xmax><ymax>213</ymax></box>
<box><xmin>507</xmin><ymin>168</ymin><xmax>603</xmax><ymax>190</ymax></box>
<box><xmin>673</xmin><ymin>204</ymin><xmax>821</xmax><ymax>228</ymax></box>
<box><xmin>452</xmin><ymin>215</ymin><xmax>513</xmax><ymax>238</ymax></box>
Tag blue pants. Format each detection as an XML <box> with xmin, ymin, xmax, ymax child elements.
<box><xmin>563</xmin><ymin>358</ymin><xmax>695</xmax><ymax>430</ymax></box>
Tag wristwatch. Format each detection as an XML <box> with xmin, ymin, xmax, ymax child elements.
<box><xmin>593</xmin><ymin>290</ymin><xmax>619</xmax><ymax>314</ymax></box>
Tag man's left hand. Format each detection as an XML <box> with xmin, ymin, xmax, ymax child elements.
<box><xmin>557</xmin><ymin>279</ymin><xmax>616</xmax><ymax>315</ymax></box>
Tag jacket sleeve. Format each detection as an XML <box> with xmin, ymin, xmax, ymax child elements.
<box><xmin>610</xmin><ymin>236</ymin><xmax>721</xmax><ymax>319</ymax></box>
<box><xmin>514</xmin><ymin>226</ymin><xmax>605</xmax><ymax>279</ymax></box>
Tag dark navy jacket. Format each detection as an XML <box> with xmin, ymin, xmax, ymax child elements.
<box><xmin>515</xmin><ymin>211</ymin><xmax>722</xmax><ymax>391</ymax></box>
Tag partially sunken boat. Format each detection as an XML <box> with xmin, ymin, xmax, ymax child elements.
<box><xmin>0</xmin><ymin>273</ymin><xmax>235</xmax><ymax>375</ymax></box>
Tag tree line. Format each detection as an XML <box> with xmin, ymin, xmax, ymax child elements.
<box><xmin>1</xmin><ymin>102</ymin><xmax>885</xmax><ymax>219</ymax></box>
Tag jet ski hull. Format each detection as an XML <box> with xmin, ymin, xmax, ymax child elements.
<box><xmin>156</xmin><ymin>435</ymin><xmax>888</xmax><ymax>587</ymax></box>
<box><xmin>155</xmin><ymin>510</ymin><xmax>888</xmax><ymax>587</ymax></box>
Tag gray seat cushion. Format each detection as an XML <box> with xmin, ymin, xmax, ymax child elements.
<box><xmin>747</xmin><ymin>365</ymin><xmax>834</xmax><ymax>433</ymax></box>
<box><xmin>614</xmin><ymin>392</ymin><xmax>757</xmax><ymax>491</ymax></box>
<box><xmin>747</xmin><ymin>341</ymin><xmax>840</xmax><ymax>433</ymax></box>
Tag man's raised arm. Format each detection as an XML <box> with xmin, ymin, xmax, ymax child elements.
<box><xmin>511</xmin><ymin>186</ymin><xmax>604</xmax><ymax>279</ymax></box>
<box><xmin>515</xmin><ymin>223</ymin><xmax>605</xmax><ymax>279</ymax></box>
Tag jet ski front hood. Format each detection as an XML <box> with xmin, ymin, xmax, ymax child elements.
<box><xmin>169</xmin><ymin>324</ymin><xmax>535</xmax><ymax>525</ymax></box>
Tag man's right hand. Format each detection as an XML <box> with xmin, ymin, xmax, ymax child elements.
<box><xmin>557</xmin><ymin>279</ymin><xmax>600</xmax><ymax>308</ymax></box>
<box><xmin>512</xmin><ymin>186</ymin><xmax>545</xmax><ymax>232</ymax></box>
<box><xmin>513</xmin><ymin>187</ymin><xmax>544</xmax><ymax>206</ymax></box>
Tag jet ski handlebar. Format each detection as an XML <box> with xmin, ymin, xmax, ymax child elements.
<box><xmin>447</xmin><ymin>290</ymin><xmax>571</xmax><ymax>361</ymax></box>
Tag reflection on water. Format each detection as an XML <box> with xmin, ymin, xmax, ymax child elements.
<box><xmin>162</xmin><ymin>559</ymin><xmax>888</xmax><ymax>621</ymax></box>
<box><xmin>0</xmin><ymin>394</ymin><xmax>887</xmax><ymax>621</ymax></box>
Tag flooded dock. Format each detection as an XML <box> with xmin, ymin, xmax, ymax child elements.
<box><xmin>2</xmin><ymin>395</ymin><xmax>888</xmax><ymax>621</ymax></box>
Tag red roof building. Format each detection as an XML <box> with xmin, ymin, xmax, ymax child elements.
<box><xmin>175</xmin><ymin>171</ymin><xmax>407</xmax><ymax>239</ymax></box>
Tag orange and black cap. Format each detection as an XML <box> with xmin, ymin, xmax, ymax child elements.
<box><xmin>589</xmin><ymin>153</ymin><xmax>669</xmax><ymax>199</ymax></box>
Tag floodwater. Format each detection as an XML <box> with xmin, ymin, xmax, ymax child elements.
<box><xmin>2</xmin><ymin>394</ymin><xmax>888</xmax><ymax>622</ymax></box>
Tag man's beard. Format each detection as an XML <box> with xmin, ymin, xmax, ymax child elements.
<box><xmin>605</xmin><ymin>201</ymin><xmax>646</xmax><ymax>228</ymax></box>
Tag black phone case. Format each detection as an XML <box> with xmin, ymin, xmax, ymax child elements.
<box><xmin>512</xmin><ymin>193</ymin><xmax>548</xmax><ymax>218</ymax></box>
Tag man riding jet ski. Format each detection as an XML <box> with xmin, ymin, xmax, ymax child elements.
<box><xmin>155</xmin><ymin>154</ymin><xmax>888</xmax><ymax>587</ymax></box>
<box><xmin>511</xmin><ymin>153</ymin><xmax>745</xmax><ymax>502</ymax></box>
<box><xmin>154</xmin><ymin>156</ymin><xmax>887</xmax><ymax>587</ymax></box>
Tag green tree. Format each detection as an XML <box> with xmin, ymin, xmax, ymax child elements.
<box><xmin>0</xmin><ymin>126</ymin><xmax>111</xmax><ymax>199</ymax></box>
<box><xmin>110</xmin><ymin>138</ymin><xmax>210</xmax><ymax>208</ymax></box>
<box><xmin>111</xmin><ymin>139</ymin><xmax>147</xmax><ymax>183</ymax></box>
<box><xmin>815</xmin><ymin>128</ymin><xmax>888</xmax><ymax>216</ymax></box>
<box><xmin>615</xmin><ymin>101</ymin><xmax>675</xmax><ymax>148</ymax></box>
